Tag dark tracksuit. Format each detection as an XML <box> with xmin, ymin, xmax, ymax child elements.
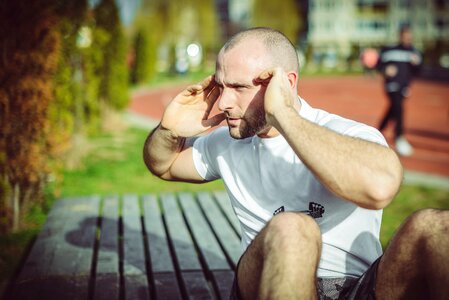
<box><xmin>376</xmin><ymin>44</ymin><xmax>422</xmax><ymax>138</ymax></box>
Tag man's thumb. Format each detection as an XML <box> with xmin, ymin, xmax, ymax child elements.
<box><xmin>202</xmin><ymin>113</ymin><xmax>226</xmax><ymax>128</ymax></box>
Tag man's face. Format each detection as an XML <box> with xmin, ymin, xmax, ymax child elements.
<box><xmin>400</xmin><ymin>29</ymin><xmax>412</xmax><ymax>47</ymax></box>
<box><xmin>214</xmin><ymin>40</ymin><xmax>271</xmax><ymax>139</ymax></box>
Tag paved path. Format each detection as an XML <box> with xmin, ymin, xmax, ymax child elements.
<box><xmin>129</xmin><ymin>75</ymin><xmax>449</xmax><ymax>183</ymax></box>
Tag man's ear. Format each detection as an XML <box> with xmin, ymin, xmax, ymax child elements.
<box><xmin>286</xmin><ymin>71</ymin><xmax>298</xmax><ymax>90</ymax></box>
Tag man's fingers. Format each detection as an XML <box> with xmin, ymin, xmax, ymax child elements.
<box><xmin>202</xmin><ymin>113</ymin><xmax>226</xmax><ymax>129</ymax></box>
<box><xmin>206</xmin><ymin>86</ymin><xmax>221</xmax><ymax>108</ymax></box>
<box><xmin>254</xmin><ymin>67</ymin><xmax>284</xmax><ymax>86</ymax></box>
<box><xmin>186</xmin><ymin>75</ymin><xmax>214</xmax><ymax>95</ymax></box>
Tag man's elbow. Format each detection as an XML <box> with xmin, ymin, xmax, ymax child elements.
<box><xmin>366</xmin><ymin>165</ymin><xmax>403</xmax><ymax>210</ymax></box>
<box><xmin>367</xmin><ymin>187</ymin><xmax>398</xmax><ymax>210</ymax></box>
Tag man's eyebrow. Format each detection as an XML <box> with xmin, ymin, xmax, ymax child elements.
<box><xmin>228</xmin><ymin>82</ymin><xmax>252</xmax><ymax>88</ymax></box>
<box><xmin>215</xmin><ymin>80</ymin><xmax>252</xmax><ymax>88</ymax></box>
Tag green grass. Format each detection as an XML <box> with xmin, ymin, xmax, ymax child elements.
<box><xmin>56</xmin><ymin>127</ymin><xmax>224</xmax><ymax>196</ymax></box>
<box><xmin>380</xmin><ymin>184</ymin><xmax>449</xmax><ymax>248</ymax></box>
<box><xmin>1</xmin><ymin>124</ymin><xmax>448</xmax><ymax>295</ymax></box>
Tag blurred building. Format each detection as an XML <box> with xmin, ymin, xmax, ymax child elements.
<box><xmin>308</xmin><ymin>0</ymin><xmax>449</xmax><ymax>68</ymax></box>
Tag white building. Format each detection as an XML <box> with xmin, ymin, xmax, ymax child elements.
<box><xmin>307</xmin><ymin>0</ymin><xmax>449</xmax><ymax>68</ymax></box>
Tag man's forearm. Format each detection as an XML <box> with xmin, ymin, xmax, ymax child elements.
<box><xmin>273</xmin><ymin>107</ymin><xmax>402</xmax><ymax>209</ymax></box>
<box><xmin>143</xmin><ymin>124</ymin><xmax>186</xmax><ymax>178</ymax></box>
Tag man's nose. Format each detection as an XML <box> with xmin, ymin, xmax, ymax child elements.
<box><xmin>217</xmin><ymin>88</ymin><xmax>235</xmax><ymax>112</ymax></box>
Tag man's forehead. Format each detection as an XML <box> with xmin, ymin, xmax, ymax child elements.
<box><xmin>216</xmin><ymin>41</ymin><xmax>268</xmax><ymax>84</ymax></box>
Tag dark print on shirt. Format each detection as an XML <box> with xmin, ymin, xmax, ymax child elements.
<box><xmin>273</xmin><ymin>202</ymin><xmax>325</xmax><ymax>218</ymax></box>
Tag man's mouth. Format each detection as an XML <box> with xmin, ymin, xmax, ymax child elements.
<box><xmin>227</xmin><ymin>117</ymin><xmax>241</xmax><ymax>126</ymax></box>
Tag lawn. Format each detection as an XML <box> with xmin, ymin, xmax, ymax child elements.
<box><xmin>1</xmin><ymin>124</ymin><xmax>449</xmax><ymax>295</ymax></box>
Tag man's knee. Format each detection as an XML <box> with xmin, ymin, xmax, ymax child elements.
<box><xmin>263</xmin><ymin>212</ymin><xmax>322</xmax><ymax>252</ymax></box>
<box><xmin>403</xmin><ymin>208</ymin><xmax>447</xmax><ymax>236</ymax></box>
<box><xmin>397</xmin><ymin>209</ymin><xmax>449</xmax><ymax>255</ymax></box>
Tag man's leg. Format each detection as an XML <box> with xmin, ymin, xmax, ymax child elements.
<box><xmin>378</xmin><ymin>92</ymin><xmax>395</xmax><ymax>132</ymax></box>
<box><xmin>390</xmin><ymin>91</ymin><xmax>404</xmax><ymax>138</ymax></box>
<box><xmin>376</xmin><ymin>209</ymin><xmax>449</xmax><ymax>299</ymax></box>
<box><xmin>236</xmin><ymin>212</ymin><xmax>322</xmax><ymax>300</ymax></box>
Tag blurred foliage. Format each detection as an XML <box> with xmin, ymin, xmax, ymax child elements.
<box><xmin>0</xmin><ymin>0</ymin><xmax>61</xmax><ymax>232</ymax></box>
<box><xmin>130</xmin><ymin>15</ymin><xmax>159</xmax><ymax>84</ymax></box>
<box><xmin>252</xmin><ymin>0</ymin><xmax>302</xmax><ymax>45</ymax></box>
<box><xmin>94</xmin><ymin>0</ymin><xmax>129</xmax><ymax>110</ymax></box>
<box><xmin>131</xmin><ymin>0</ymin><xmax>220</xmax><ymax>82</ymax></box>
<box><xmin>0</xmin><ymin>0</ymin><xmax>130</xmax><ymax>233</ymax></box>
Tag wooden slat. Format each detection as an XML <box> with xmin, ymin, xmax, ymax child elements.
<box><xmin>13</xmin><ymin>196</ymin><xmax>100</xmax><ymax>300</ymax></box>
<box><xmin>178</xmin><ymin>192</ymin><xmax>229</xmax><ymax>270</ymax></box>
<box><xmin>160</xmin><ymin>193</ymin><xmax>201</xmax><ymax>271</ymax></box>
<box><xmin>161</xmin><ymin>193</ymin><xmax>213</xmax><ymax>299</ymax></box>
<box><xmin>212</xmin><ymin>270</ymin><xmax>235</xmax><ymax>300</ymax></box>
<box><xmin>142</xmin><ymin>194</ymin><xmax>182</xmax><ymax>300</ymax></box>
<box><xmin>197</xmin><ymin>191</ymin><xmax>242</xmax><ymax>267</ymax></box>
<box><xmin>142</xmin><ymin>194</ymin><xmax>175</xmax><ymax>273</ymax></box>
<box><xmin>15</xmin><ymin>198</ymin><xmax>73</xmax><ymax>280</ymax></box>
<box><xmin>48</xmin><ymin>196</ymin><xmax>100</xmax><ymax>275</ymax></box>
<box><xmin>122</xmin><ymin>194</ymin><xmax>150</xmax><ymax>300</ymax></box>
<box><xmin>93</xmin><ymin>195</ymin><xmax>120</xmax><ymax>300</ymax></box>
<box><xmin>213</xmin><ymin>191</ymin><xmax>241</xmax><ymax>236</ymax></box>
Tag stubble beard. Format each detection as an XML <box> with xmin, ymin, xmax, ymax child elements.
<box><xmin>228</xmin><ymin>106</ymin><xmax>268</xmax><ymax>139</ymax></box>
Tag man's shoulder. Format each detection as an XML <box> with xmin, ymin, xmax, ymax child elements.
<box><xmin>309</xmin><ymin>105</ymin><xmax>387</xmax><ymax>145</ymax></box>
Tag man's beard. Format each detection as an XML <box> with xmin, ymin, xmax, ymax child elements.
<box><xmin>228</xmin><ymin>108</ymin><xmax>268</xmax><ymax>139</ymax></box>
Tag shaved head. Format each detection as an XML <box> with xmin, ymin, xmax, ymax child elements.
<box><xmin>221</xmin><ymin>27</ymin><xmax>300</xmax><ymax>77</ymax></box>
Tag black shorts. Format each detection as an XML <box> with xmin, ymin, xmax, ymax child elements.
<box><xmin>230</xmin><ymin>257</ymin><xmax>381</xmax><ymax>300</ymax></box>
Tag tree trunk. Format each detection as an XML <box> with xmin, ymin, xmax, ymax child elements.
<box><xmin>12</xmin><ymin>183</ymin><xmax>20</xmax><ymax>232</ymax></box>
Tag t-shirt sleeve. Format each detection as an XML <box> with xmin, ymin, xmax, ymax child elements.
<box><xmin>192</xmin><ymin>127</ymin><xmax>228</xmax><ymax>181</ymax></box>
<box><xmin>322</xmin><ymin>116</ymin><xmax>388</xmax><ymax>147</ymax></box>
<box><xmin>344</xmin><ymin>123</ymin><xmax>388</xmax><ymax>147</ymax></box>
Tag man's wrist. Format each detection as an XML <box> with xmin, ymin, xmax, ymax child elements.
<box><xmin>269</xmin><ymin>106</ymin><xmax>298</xmax><ymax>131</ymax></box>
<box><xmin>157</xmin><ymin>123</ymin><xmax>186</xmax><ymax>147</ymax></box>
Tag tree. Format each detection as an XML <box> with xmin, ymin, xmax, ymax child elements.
<box><xmin>130</xmin><ymin>17</ymin><xmax>157</xmax><ymax>84</ymax></box>
<box><xmin>192</xmin><ymin>0</ymin><xmax>221</xmax><ymax>64</ymax></box>
<box><xmin>251</xmin><ymin>0</ymin><xmax>302</xmax><ymax>45</ymax></box>
<box><xmin>0</xmin><ymin>0</ymin><xmax>61</xmax><ymax>231</ymax></box>
<box><xmin>94</xmin><ymin>0</ymin><xmax>129</xmax><ymax>110</ymax></box>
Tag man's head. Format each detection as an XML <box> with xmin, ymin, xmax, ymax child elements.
<box><xmin>214</xmin><ymin>27</ymin><xmax>299</xmax><ymax>139</ymax></box>
<box><xmin>399</xmin><ymin>25</ymin><xmax>413</xmax><ymax>47</ymax></box>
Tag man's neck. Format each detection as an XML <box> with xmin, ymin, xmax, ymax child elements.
<box><xmin>257</xmin><ymin>97</ymin><xmax>302</xmax><ymax>139</ymax></box>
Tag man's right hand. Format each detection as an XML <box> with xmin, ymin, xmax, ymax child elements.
<box><xmin>161</xmin><ymin>75</ymin><xmax>225</xmax><ymax>138</ymax></box>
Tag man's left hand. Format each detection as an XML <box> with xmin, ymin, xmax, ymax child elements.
<box><xmin>256</xmin><ymin>67</ymin><xmax>296</xmax><ymax>127</ymax></box>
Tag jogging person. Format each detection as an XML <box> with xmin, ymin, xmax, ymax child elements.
<box><xmin>377</xmin><ymin>25</ymin><xmax>422</xmax><ymax>156</ymax></box>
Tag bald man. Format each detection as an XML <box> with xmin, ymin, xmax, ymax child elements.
<box><xmin>144</xmin><ymin>27</ymin><xmax>449</xmax><ymax>299</ymax></box>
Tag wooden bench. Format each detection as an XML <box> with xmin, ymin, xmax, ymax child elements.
<box><xmin>7</xmin><ymin>191</ymin><xmax>241</xmax><ymax>300</ymax></box>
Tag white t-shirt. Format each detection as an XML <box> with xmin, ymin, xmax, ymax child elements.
<box><xmin>192</xmin><ymin>98</ymin><xmax>387</xmax><ymax>278</ymax></box>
